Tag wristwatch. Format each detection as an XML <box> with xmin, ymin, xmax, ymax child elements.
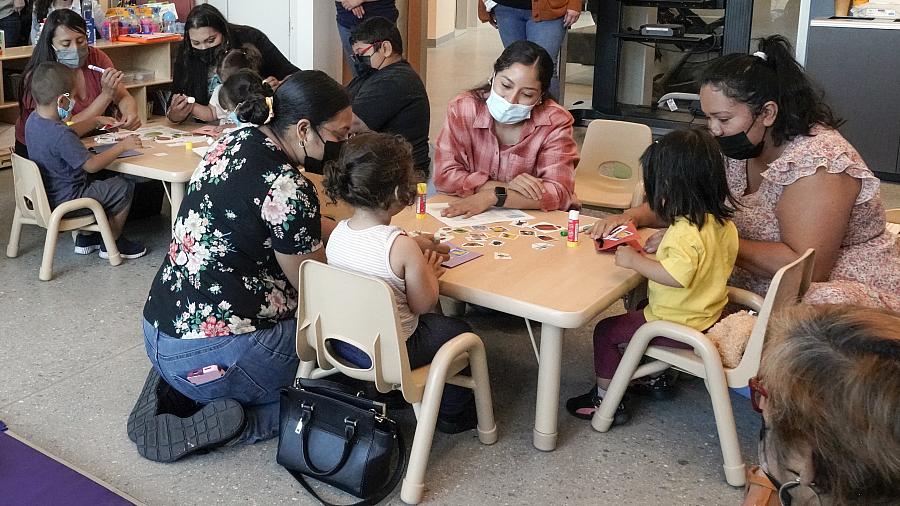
<box><xmin>494</xmin><ymin>186</ymin><xmax>508</xmax><ymax>208</ymax></box>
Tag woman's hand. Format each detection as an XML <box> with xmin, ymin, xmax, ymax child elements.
<box><xmin>563</xmin><ymin>9</ymin><xmax>581</xmax><ymax>28</ymax></box>
<box><xmin>263</xmin><ymin>76</ymin><xmax>281</xmax><ymax>91</ymax></box>
<box><xmin>589</xmin><ymin>213</ymin><xmax>633</xmax><ymax>240</ymax></box>
<box><xmin>441</xmin><ymin>192</ymin><xmax>495</xmax><ymax>219</ymax></box>
<box><xmin>167</xmin><ymin>94</ymin><xmax>193</xmax><ymax>123</ymax></box>
<box><xmin>508</xmin><ymin>173</ymin><xmax>545</xmax><ymax>201</ymax></box>
<box><xmin>341</xmin><ymin>0</ymin><xmax>365</xmax><ymax>9</ymax></box>
<box><xmin>100</xmin><ymin>68</ymin><xmax>124</xmax><ymax>99</ymax></box>
<box><xmin>95</xmin><ymin>115</ymin><xmax>122</xmax><ymax>130</ymax></box>
<box><xmin>424</xmin><ymin>250</ymin><xmax>447</xmax><ymax>280</ymax></box>
<box><xmin>351</xmin><ymin>5</ymin><xmax>365</xmax><ymax>18</ymax></box>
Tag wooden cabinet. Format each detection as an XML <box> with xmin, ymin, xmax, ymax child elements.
<box><xmin>0</xmin><ymin>39</ymin><xmax>178</xmax><ymax>148</ymax></box>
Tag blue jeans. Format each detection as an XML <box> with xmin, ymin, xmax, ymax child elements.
<box><xmin>337</xmin><ymin>23</ymin><xmax>358</xmax><ymax>77</ymax></box>
<box><xmin>492</xmin><ymin>5</ymin><xmax>567</xmax><ymax>100</ymax></box>
<box><xmin>143</xmin><ymin>318</ymin><xmax>299</xmax><ymax>445</ymax></box>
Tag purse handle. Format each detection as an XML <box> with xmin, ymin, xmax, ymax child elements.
<box><xmin>288</xmin><ymin>429</ymin><xmax>407</xmax><ymax>506</ymax></box>
<box><xmin>299</xmin><ymin>408</ymin><xmax>357</xmax><ymax>477</ymax></box>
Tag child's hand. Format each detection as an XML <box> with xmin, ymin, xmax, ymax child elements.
<box><xmin>614</xmin><ymin>245</ymin><xmax>641</xmax><ymax>269</ymax></box>
<box><xmin>412</xmin><ymin>233</ymin><xmax>451</xmax><ymax>258</ymax></box>
<box><xmin>263</xmin><ymin>76</ymin><xmax>281</xmax><ymax>91</ymax></box>
<box><xmin>118</xmin><ymin>134</ymin><xmax>143</xmax><ymax>152</ymax></box>
<box><xmin>424</xmin><ymin>250</ymin><xmax>447</xmax><ymax>279</ymax></box>
<box><xmin>591</xmin><ymin>214</ymin><xmax>633</xmax><ymax>240</ymax></box>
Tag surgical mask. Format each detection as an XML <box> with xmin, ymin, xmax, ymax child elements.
<box><xmin>55</xmin><ymin>45</ymin><xmax>88</xmax><ymax>69</ymax></box>
<box><xmin>716</xmin><ymin>121</ymin><xmax>766</xmax><ymax>160</ymax></box>
<box><xmin>302</xmin><ymin>129</ymin><xmax>345</xmax><ymax>175</ymax></box>
<box><xmin>57</xmin><ymin>93</ymin><xmax>75</xmax><ymax>121</ymax></box>
<box><xmin>486</xmin><ymin>87</ymin><xmax>535</xmax><ymax>125</ymax></box>
<box><xmin>227</xmin><ymin>110</ymin><xmax>243</xmax><ymax>128</ymax></box>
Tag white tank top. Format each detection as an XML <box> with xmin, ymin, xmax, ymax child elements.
<box><xmin>326</xmin><ymin>220</ymin><xmax>418</xmax><ymax>339</ymax></box>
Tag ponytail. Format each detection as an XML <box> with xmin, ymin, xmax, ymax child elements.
<box><xmin>220</xmin><ymin>69</ymin><xmax>274</xmax><ymax>125</ymax></box>
<box><xmin>700</xmin><ymin>35</ymin><xmax>842</xmax><ymax>146</ymax></box>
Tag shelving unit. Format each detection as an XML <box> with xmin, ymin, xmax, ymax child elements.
<box><xmin>0</xmin><ymin>38</ymin><xmax>179</xmax><ymax>147</ymax></box>
<box><xmin>571</xmin><ymin>0</ymin><xmax>753</xmax><ymax>132</ymax></box>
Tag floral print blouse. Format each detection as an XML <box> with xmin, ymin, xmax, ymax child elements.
<box><xmin>143</xmin><ymin>127</ymin><xmax>322</xmax><ymax>339</ymax></box>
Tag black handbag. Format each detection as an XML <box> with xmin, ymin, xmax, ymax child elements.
<box><xmin>277</xmin><ymin>378</ymin><xmax>407</xmax><ymax>506</ymax></box>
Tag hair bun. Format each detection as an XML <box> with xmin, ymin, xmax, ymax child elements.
<box><xmin>235</xmin><ymin>93</ymin><xmax>270</xmax><ymax>125</ymax></box>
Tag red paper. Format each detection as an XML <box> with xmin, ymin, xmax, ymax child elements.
<box><xmin>594</xmin><ymin>223</ymin><xmax>642</xmax><ymax>252</ymax></box>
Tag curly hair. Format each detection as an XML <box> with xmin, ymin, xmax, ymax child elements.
<box><xmin>323</xmin><ymin>132</ymin><xmax>415</xmax><ymax>211</ymax></box>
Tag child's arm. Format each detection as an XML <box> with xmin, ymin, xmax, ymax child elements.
<box><xmin>82</xmin><ymin>135</ymin><xmax>143</xmax><ymax>173</ymax></box>
<box><xmin>390</xmin><ymin>235</ymin><xmax>442</xmax><ymax>315</ymax></box>
<box><xmin>615</xmin><ymin>246</ymin><xmax>683</xmax><ymax>288</ymax></box>
<box><xmin>67</xmin><ymin>115</ymin><xmax>120</xmax><ymax>138</ymax></box>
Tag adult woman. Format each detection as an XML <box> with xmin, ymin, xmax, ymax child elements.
<box><xmin>593</xmin><ymin>36</ymin><xmax>900</xmax><ymax>310</ymax></box>
<box><xmin>134</xmin><ymin>71</ymin><xmax>351</xmax><ymax>462</ymax></box>
<box><xmin>15</xmin><ymin>9</ymin><xmax>140</xmax><ymax>157</ymax></box>
<box><xmin>433</xmin><ymin>40</ymin><xmax>578</xmax><ymax>218</ymax></box>
<box><xmin>478</xmin><ymin>0</ymin><xmax>581</xmax><ymax>99</ymax></box>
<box><xmin>750</xmin><ymin>304</ymin><xmax>900</xmax><ymax>505</ymax></box>
<box><xmin>166</xmin><ymin>4</ymin><xmax>298</xmax><ymax>123</ymax></box>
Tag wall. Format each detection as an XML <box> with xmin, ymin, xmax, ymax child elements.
<box><xmin>428</xmin><ymin>0</ymin><xmax>457</xmax><ymax>44</ymax></box>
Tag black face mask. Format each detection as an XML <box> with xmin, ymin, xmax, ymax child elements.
<box><xmin>193</xmin><ymin>44</ymin><xmax>223</xmax><ymax>66</ymax></box>
<box><xmin>351</xmin><ymin>54</ymin><xmax>374</xmax><ymax>77</ymax></box>
<box><xmin>303</xmin><ymin>136</ymin><xmax>346</xmax><ymax>175</ymax></box>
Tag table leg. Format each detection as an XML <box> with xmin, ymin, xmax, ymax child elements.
<box><xmin>533</xmin><ymin>323</ymin><xmax>564</xmax><ymax>451</ymax></box>
<box><xmin>169</xmin><ymin>182</ymin><xmax>185</xmax><ymax>231</ymax></box>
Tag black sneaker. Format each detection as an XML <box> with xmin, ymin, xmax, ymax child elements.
<box><xmin>436</xmin><ymin>398</ymin><xmax>478</xmax><ymax>434</ymax></box>
<box><xmin>134</xmin><ymin>398</ymin><xmax>245</xmax><ymax>463</ymax></box>
<box><xmin>73</xmin><ymin>232</ymin><xmax>102</xmax><ymax>255</ymax></box>
<box><xmin>128</xmin><ymin>368</ymin><xmax>200</xmax><ymax>443</ymax></box>
<box><xmin>565</xmin><ymin>388</ymin><xmax>631</xmax><ymax>426</ymax></box>
<box><xmin>100</xmin><ymin>236</ymin><xmax>146</xmax><ymax>259</ymax></box>
<box><xmin>628</xmin><ymin>373</ymin><xmax>676</xmax><ymax>400</ymax></box>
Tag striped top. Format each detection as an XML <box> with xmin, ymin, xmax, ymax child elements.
<box><xmin>326</xmin><ymin>221</ymin><xmax>419</xmax><ymax>339</ymax></box>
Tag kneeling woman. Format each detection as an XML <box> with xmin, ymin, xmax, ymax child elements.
<box><xmin>131</xmin><ymin>70</ymin><xmax>352</xmax><ymax>462</ymax></box>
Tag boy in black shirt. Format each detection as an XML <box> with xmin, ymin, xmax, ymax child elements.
<box><xmin>347</xmin><ymin>16</ymin><xmax>431</xmax><ymax>180</ymax></box>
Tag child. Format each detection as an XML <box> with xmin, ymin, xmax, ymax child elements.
<box><xmin>25</xmin><ymin>61</ymin><xmax>146</xmax><ymax>259</ymax></box>
<box><xmin>323</xmin><ymin>132</ymin><xmax>478</xmax><ymax>434</ymax></box>
<box><xmin>566</xmin><ymin>128</ymin><xmax>739</xmax><ymax>424</ymax></box>
<box><xmin>218</xmin><ymin>69</ymin><xmax>274</xmax><ymax>128</ymax></box>
<box><xmin>187</xmin><ymin>44</ymin><xmax>267</xmax><ymax>124</ymax></box>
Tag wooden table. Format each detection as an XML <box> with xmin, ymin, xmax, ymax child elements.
<box><xmin>392</xmin><ymin>197</ymin><xmax>654</xmax><ymax>451</ymax></box>
<box><xmin>87</xmin><ymin>119</ymin><xmax>205</xmax><ymax>230</ymax></box>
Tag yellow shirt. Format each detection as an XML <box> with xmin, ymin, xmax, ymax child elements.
<box><xmin>644</xmin><ymin>215</ymin><xmax>738</xmax><ymax>330</ymax></box>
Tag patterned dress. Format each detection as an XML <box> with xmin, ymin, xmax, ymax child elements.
<box><xmin>726</xmin><ymin>126</ymin><xmax>900</xmax><ymax>310</ymax></box>
<box><xmin>143</xmin><ymin>127</ymin><xmax>322</xmax><ymax>338</ymax></box>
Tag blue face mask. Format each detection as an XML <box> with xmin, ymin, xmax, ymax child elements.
<box><xmin>227</xmin><ymin>110</ymin><xmax>243</xmax><ymax>127</ymax></box>
<box><xmin>57</xmin><ymin>93</ymin><xmax>75</xmax><ymax>121</ymax></box>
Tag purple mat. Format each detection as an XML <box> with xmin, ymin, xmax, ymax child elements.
<box><xmin>0</xmin><ymin>429</ymin><xmax>134</xmax><ymax>505</ymax></box>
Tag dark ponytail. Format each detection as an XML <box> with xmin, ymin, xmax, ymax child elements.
<box><xmin>269</xmin><ymin>70</ymin><xmax>350</xmax><ymax>134</ymax></box>
<box><xmin>323</xmin><ymin>133</ymin><xmax>415</xmax><ymax>210</ymax></box>
<box><xmin>701</xmin><ymin>35</ymin><xmax>842</xmax><ymax>147</ymax></box>
<box><xmin>220</xmin><ymin>69</ymin><xmax>273</xmax><ymax>124</ymax></box>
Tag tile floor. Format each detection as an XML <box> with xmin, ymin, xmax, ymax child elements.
<box><xmin>1</xmin><ymin>24</ymin><xmax>898</xmax><ymax>506</ymax></box>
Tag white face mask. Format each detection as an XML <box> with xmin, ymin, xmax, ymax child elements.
<box><xmin>486</xmin><ymin>86</ymin><xmax>535</xmax><ymax>125</ymax></box>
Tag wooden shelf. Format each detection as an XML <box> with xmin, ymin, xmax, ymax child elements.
<box><xmin>125</xmin><ymin>78</ymin><xmax>172</xmax><ymax>89</ymax></box>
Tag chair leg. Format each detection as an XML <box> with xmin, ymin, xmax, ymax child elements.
<box><xmin>400</xmin><ymin>380</ymin><xmax>444</xmax><ymax>505</ymax></box>
<box><xmin>468</xmin><ymin>339</ymin><xmax>498</xmax><ymax>445</ymax></box>
<box><xmin>591</xmin><ymin>328</ymin><xmax>655</xmax><ymax>432</ymax></box>
<box><xmin>92</xmin><ymin>211</ymin><xmax>122</xmax><ymax>266</ymax></box>
<box><xmin>38</xmin><ymin>219</ymin><xmax>62</xmax><ymax>281</ymax></box>
<box><xmin>703</xmin><ymin>361</ymin><xmax>746</xmax><ymax>486</ymax></box>
<box><xmin>6</xmin><ymin>207</ymin><xmax>23</xmax><ymax>258</ymax></box>
<box><xmin>439</xmin><ymin>296</ymin><xmax>465</xmax><ymax>317</ymax></box>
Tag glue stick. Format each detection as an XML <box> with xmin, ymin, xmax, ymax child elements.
<box><xmin>567</xmin><ymin>210</ymin><xmax>579</xmax><ymax>247</ymax></box>
<box><xmin>415</xmin><ymin>183</ymin><xmax>427</xmax><ymax>219</ymax></box>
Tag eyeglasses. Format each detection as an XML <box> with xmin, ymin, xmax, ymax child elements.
<box><xmin>749</xmin><ymin>376</ymin><xmax>767</xmax><ymax>413</ymax></box>
<box><xmin>354</xmin><ymin>41</ymin><xmax>383</xmax><ymax>57</ymax></box>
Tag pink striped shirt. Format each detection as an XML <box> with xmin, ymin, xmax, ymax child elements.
<box><xmin>433</xmin><ymin>91</ymin><xmax>579</xmax><ymax>211</ymax></box>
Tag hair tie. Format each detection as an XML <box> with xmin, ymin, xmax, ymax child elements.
<box><xmin>264</xmin><ymin>96</ymin><xmax>274</xmax><ymax>125</ymax></box>
<box><xmin>753</xmin><ymin>51</ymin><xmax>768</xmax><ymax>61</ymax></box>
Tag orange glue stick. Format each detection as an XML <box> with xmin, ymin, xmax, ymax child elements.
<box><xmin>567</xmin><ymin>210</ymin><xmax>579</xmax><ymax>247</ymax></box>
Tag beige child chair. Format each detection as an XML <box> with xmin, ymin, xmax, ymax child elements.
<box><xmin>295</xmin><ymin>260</ymin><xmax>498</xmax><ymax>504</ymax></box>
<box><xmin>592</xmin><ymin>249</ymin><xmax>816</xmax><ymax>487</ymax></box>
<box><xmin>575</xmin><ymin>119</ymin><xmax>652</xmax><ymax>209</ymax></box>
<box><xmin>886</xmin><ymin>208</ymin><xmax>900</xmax><ymax>235</ymax></box>
<box><xmin>6</xmin><ymin>154</ymin><xmax>121</xmax><ymax>281</ymax></box>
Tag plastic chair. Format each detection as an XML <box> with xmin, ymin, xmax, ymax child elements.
<box><xmin>295</xmin><ymin>260</ymin><xmax>498</xmax><ymax>504</ymax></box>
<box><xmin>6</xmin><ymin>154</ymin><xmax>121</xmax><ymax>281</ymax></box>
<box><xmin>592</xmin><ymin>249</ymin><xmax>816</xmax><ymax>487</ymax></box>
<box><xmin>575</xmin><ymin>119</ymin><xmax>652</xmax><ymax>209</ymax></box>
<box><xmin>886</xmin><ymin>208</ymin><xmax>900</xmax><ymax>235</ymax></box>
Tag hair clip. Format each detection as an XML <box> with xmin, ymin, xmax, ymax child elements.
<box><xmin>264</xmin><ymin>96</ymin><xmax>274</xmax><ymax>125</ymax></box>
<box><xmin>752</xmin><ymin>51</ymin><xmax>768</xmax><ymax>61</ymax></box>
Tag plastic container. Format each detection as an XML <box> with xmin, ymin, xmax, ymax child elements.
<box><xmin>121</xmin><ymin>68</ymin><xmax>156</xmax><ymax>85</ymax></box>
<box><xmin>83</xmin><ymin>4</ymin><xmax>96</xmax><ymax>45</ymax></box>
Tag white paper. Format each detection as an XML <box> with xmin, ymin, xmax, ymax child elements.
<box><xmin>425</xmin><ymin>202</ymin><xmax>534</xmax><ymax>228</ymax></box>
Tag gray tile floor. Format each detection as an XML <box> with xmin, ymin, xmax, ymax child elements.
<box><xmin>1</xmin><ymin>25</ymin><xmax>898</xmax><ymax>506</ymax></box>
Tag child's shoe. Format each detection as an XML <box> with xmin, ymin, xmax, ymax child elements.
<box><xmin>628</xmin><ymin>373</ymin><xmax>676</xmax><ymax>400</ymax></box>
<box><xmin>100</xmin><ymin>236</ymin><xmax>147</xmax><ymax>259</ymax></box>
<box><xmin>73</xmin><ymin>232</ymin><xmax>102</xmax><ymax>254</ymax></box>
<box><xmin>566</xmin><ymin>387</ymin><xmax>631</xmax><ymax>426</ymax></box>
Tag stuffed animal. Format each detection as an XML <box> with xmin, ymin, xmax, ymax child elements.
<box><xmin>705</xmin><ymin>310</ymin><xmax>757</xmax><ymax>368</ymax></box>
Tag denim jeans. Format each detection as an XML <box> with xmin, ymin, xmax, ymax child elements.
<box><xmin>337</xmin><ymin>23</ymin><xmax>358</xmax><ymax>78</ymax></box>
<box><xmin>143</xmin><ymin>318</ymin><xmax>299</xmax><ymax>444</ymax></box>
<box><xmin>492</xmin><ymin>5</ymin><xmax>567</xmax><ymax>100</ymax></box>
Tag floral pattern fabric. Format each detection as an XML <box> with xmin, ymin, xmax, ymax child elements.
<box><xmin>144</xmin><ymin>127</ymin><xmax>322</xmax><ymax>339</ymax></box>
<box><xmin>726</xmin><ymin>126</ymin><xmax>900</xmax><ymax>310</ymax></box>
